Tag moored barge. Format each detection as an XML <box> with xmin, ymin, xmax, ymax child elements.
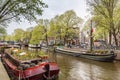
<box><xmin>1</xmin><ymin>48</ymin><xmax>59</xmax><ymax>80</ymax></box>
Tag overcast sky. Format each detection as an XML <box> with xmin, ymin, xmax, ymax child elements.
<box><xmin>7</xmin><ymin>0</ymin><xmax>90</xmax><ymax>34</ymax></box>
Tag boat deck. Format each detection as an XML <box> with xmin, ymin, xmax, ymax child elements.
<box><xmin>60</xmin><ymin>47</ymin><xmax>120</xmax><ymax>60</ymax></box>
<box><xmin>63</xmin><ymin>47</ymin><xmax>87</xmax><ymax>52</ymax></box>
<box><xmin>0</xmin><ymin>58</ymin><xmax>10</xmax><ymax>80</ymax></box>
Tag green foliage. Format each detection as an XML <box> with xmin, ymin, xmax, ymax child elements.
<box><xmin>0</xmin><ymin>26</ymin><xmax>6</xmax><ymax>34</ymax></box>
<box><xmin>13</xmin><ymin>28</ymin><xmax>25</xmax><ymax>41</ymax></box>
<box><xmin>0</xmin><ymin>0</ymin><xmax>48</xmax><ymax>26</ymax></box>
<box><xmin>4</xmin><ymin>35</ymin><xmax>13</xmax><ymax>41</ymax></box>
<box><xmin>48</xmin><ymin>16</ymin><xmax>63</xmax><ymax>38</ymax></box>
<box><xmin>6</xmin><ymin>10</ymin><xmax>83</xmax><ymax>45</ymax></box>
<box><xmin>87</xmin><ymin>0</ymin><xmax>120</xmax><ymax>46</ymax></box>
<box><xmin>61</xmin><ymin>10</ymin><xmax>82</xmax><ymax>40</ymax></box>
<box><xmin>22</xmin><ymin>27</ymin><xmax>33</xmax><ymax>43</ymax></box>
<box><xmin>30</xmin><ymin>25</ymin><xmax>45</xmax><ymax>44</ymax></box>
<box><xmin>49</xmin><ymin>10</ymin><xmax>82</xmax><ymax>42</ymax></box>
<box><xmin>92</xmin><ymin>15</ymin><xmax>109</xmax><ymax>40</ymax></box>
<box><xmin>0</xmin><ymin>26</ymin><xmax>6</xmax><ymax>40</ymax></box>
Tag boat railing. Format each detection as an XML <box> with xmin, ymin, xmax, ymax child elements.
<box><xmin>5</xmin><ymin>52</ymin><xmax>20</xmax><ymax>66</ymax></box>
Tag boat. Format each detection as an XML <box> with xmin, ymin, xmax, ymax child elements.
<box><xmin>55</xmin><ymin>47</ymin><xmax>117</xmax><ymax>62</ymax></box>
<box><xmin>29</xmin><ymin>44</ymin><xmax>41</xmax><ymax>48</ymax></box>
<box><xmin>0</xmin><ymin>41</ymin><xmax>20</xmax><ymax>49</ymax></box>
<box><xmin>3</xmin><ymin>44</ymin><xmax>20</xmax><ymax>49</ymax></box>
<box><xmin>1</xmin><ymin>48</ymin><xmax>59</xmax><ymax>80</ymax></box>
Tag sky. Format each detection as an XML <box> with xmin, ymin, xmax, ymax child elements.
<box><xmin>7</xmin><ymin>0</ymin><xmax>90</xmax><ymax>34</ymax></box>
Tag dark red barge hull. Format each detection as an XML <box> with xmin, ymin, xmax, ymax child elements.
<box><xmin>2</xmin><ymin>52</ymin><xmax>59</xmax><ymax>80</ymax></box>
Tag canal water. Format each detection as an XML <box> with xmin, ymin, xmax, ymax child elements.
<box><xmin>28</xmin><ymin>48</ymin><xmax>120</xmax><ymax>80</ymax></box>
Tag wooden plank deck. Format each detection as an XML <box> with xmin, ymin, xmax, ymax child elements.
<box><xmin>0</xmin><ymin>58</ymin><xmax>10</xmax><ymax>80</ymax></box>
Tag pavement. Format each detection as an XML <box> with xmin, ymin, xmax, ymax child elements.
<box><xmin>0</xmin><ymin>58</ymin><xmax>10</xmax><ymax>80</ymax></box>
<box><xmin>115</xmin><ymin>50</ymin><xmax>120</xmax><ymax>60</ymax></box>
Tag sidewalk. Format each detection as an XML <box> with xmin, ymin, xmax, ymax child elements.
<box><xmin>115</xmin><ymin>50</ymin><xmax>120</xmax><ymax>60</ymax></box>
<box><xmin>0</xmin><ymin>58</ymin><xmax>10</xmax><ymax>80</ymax></box>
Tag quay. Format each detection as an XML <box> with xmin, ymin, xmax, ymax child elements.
<box><xmin>0</xmin><ymin>58</ymin><xmax>10</xmax><ymax>80</ymax></box>
<box><xmin>115</xmin><ymin>50</ymin><xmax>120</xmax><ymax>61</ymax></box>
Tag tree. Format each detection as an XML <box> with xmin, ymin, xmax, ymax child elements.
<box><xmin>48</xmin><ymin>10</ymin><xmax>83</xmax><ymax>45</ymax></box>
<box><xmin>49</xmin><ymin>15</ymin><xmax>63</xmax><ymax>40</ymax></box>
<box><xmin>37</xmin><ymin>19</ymin><xmax>50</xmax><ymax>46</ymax></box>
<box><xmin>0</xmin><ymin>0</ymin><xmax>47</xmax><ymax>26</ymax></box>
<box><xmin>0</xmin><ymin>26</ymin><xmax>6</xmax><ymax>34</ymax></box>
<box><xmin>0</xmin><ymin>25</ymin><xmax>7</xmax><ymax>40</ymax></box>
<box><xmin>49</xmin><ymin>10</ymin><xmax>82</xmax><ymax>44</ymax></box>
<box><xmin>4</xmin><ymin>34</ymin><xmax>13</xmax><ymax>41</ymax></box>
<box><xmin>30</xmin><ymin>24</ymin><xmax>46</xmax><ymax>44</ymax></box>
<box><xmin>92</xmin><ymin>15</ymin><xmax>109</xmax><ymax>41</ymax></box>
<box><xmin>87</xmin><ymin>0</ymin><xmax>120</xmax><ymax>46</ymax></box>
<box><xmin>13</xmin><ymin>28</ymin><xmax>24</xmax><ymax>41</ymax></box>
<box><xmin>23</xmin><ymin>27</ymin><xmax>33</xmax><ymax>44</ymax></box>
<box><xmin>59</xmin><ymin>10</ymin><xmax>82</xmax><ymax>43</ymax></box>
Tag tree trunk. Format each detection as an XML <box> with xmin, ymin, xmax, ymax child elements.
<box><xmin>46</xmin><ymin>33</ymin><xmax>48</xmax><ymax>47</ymax></box>
<box><xmin>63</xmin><ymin>37</ymin><xmax>66</xmax><ymax>45</ymax></box>
<box><xmin>45</xmin><ymin>28</ymin><xmax>48</xmax><ymax>47</ymax></box>
<box><xmin>112</xmin><ymin>28</ymin><xmax>118</xmax><ymax>46</ymax></box>
<box><xmin>110</xmin><ymin>20</ymin><xmax>118</xmax><ymax>46</ymax></box>
<box><xmin>104</xmin><ymin>31</ymin><xmax>107</xmax><ymax>44</ymax></box>
<box><xmin>109</xmin><ymin>30</ymin><xmax>112</xmax><ymax>45</ymax></box>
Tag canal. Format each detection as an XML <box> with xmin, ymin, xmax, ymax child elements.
<box><xmin>28</xmin><ymin>48</ymin><xmax>120</xmax><ymax>80</ymax></box>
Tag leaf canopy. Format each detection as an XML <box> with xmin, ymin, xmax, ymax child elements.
<box><xmin>0</xmin><ymin>0</ymin><xmax>47</xmax><ymax>26</ymax></box>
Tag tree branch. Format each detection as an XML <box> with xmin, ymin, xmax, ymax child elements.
<box><xmin>0</xmin><ymin>3</ymin><xmax>16</xmax><ymax>20</ymax></box>
<box><xmin>0</xmin><ymin>0</ymin><xmax>11</xmax><ymax>15</ymax></box>
<box><xmin>0</xmin><ymin>14</ymin><xmax>19</xmax><ymax>23</ymax></box>
<box><xmin>0</xmin><ymin>0</ymin><xmax>11</xmax><ymax>11</ymax></box>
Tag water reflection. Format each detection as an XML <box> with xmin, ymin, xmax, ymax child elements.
<box><xmin>24</xmin><ymin>48</ymin><xmax>120</xmax><ymax>80</ymax></box>
<box><xmin>57</xmin><ymin>54</ymin><xmax>120</xmax><ymax>80</ymax></box>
